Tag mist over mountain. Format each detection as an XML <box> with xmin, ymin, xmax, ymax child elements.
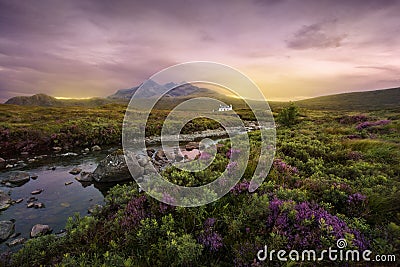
<box><xmin>107</xmin><ymin>80</ymin><xmax>204</xmax><ymax>99</ymax></box>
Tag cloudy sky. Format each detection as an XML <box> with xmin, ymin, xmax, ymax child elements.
<box><xmin>0</xmin><ymin>0</ymin><xmax>399</xmax><ymax>102</ymax></box>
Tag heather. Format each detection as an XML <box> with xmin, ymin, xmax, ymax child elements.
<box><xmin>3</xmin><ymin>105</ymin><xmax>400</xmax><ymax>266</ymax></box>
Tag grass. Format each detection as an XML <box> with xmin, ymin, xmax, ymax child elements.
<box><xmin>0</xmin><ymin>100</ymin><xmax>400</xmax><ymax>266</ymax></box>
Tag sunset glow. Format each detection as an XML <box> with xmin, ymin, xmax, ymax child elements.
<box><xmin>0</xmin><ymin>0</ymin><xmax>399</xmax><ymax>102</ymax></box>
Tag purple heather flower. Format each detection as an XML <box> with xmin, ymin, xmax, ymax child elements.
<box><xmin>347</xmin><ymin>193</ymin><xmax>367</xmax><ymax>207</ymax></box>
<box><xmin>198</xmin><ymin>217</ymin><xmax>223</xmax><ymax>252</ymax></box>
<box><xmin>204</xmin><ymin>217</ymin><xmax>216</xmax><ymax>227</ymax></box>
<box><xmin>230</xmin><ymin>179</ymin><xmax>250</xmax><ymax>195</ymax></box>
<box><xmin>121</xmin><ymin>195</ymin><xmax>148</xmax><ymax>228</ymax></box>
<box><xmin>339</xmin><ymin>115</ymin><xmax>368</xmax><ymax>124</ymax></box>
<box><xmin>273</xmin><ymin>159</ymin><xmax>299</xmax><ymax>174</ymax></box>
<box><xmin>265</xmin><ymin>199</ymin><xmax>369</xmax><ymax>250</ymax></box>
<box><xmin>198</xmin><ymin>231</ymin><xmax>223</xmax><ymax>252</ymax></box>
<box><xmin>356</xmin><ymin>119</ymin><xmax>390</xmax><ymax>130</ymax></box>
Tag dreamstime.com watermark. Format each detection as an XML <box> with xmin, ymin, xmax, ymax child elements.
<box><xmin>257</xmin><ymin>238</ymin><xmax>397</xmax><ymax>263</ymax></box>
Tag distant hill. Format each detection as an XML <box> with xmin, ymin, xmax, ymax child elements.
<box><xmin>5</xmin><ymin>94</ymin><xmax>111</xmax><ymax>107</ymax></box>
<box><xmin>5</xmin><ymin>94</ymin><xmax>60</xmax><ymax>106</ymax></box>
<box><xmin>295</xmin><ymin>87</ymin><xmax>400</xmax><ymax>110</ymax></box>
<box><xmin>4</xmin><ymin>86</ymin><xmax>399</xmax><ymax>110</ymax></box>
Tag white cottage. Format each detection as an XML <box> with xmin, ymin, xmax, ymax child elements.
<box><xmin>218</xmin><ymin>104</ymin><xmax>232</xmax><ymax>111</ymax></box>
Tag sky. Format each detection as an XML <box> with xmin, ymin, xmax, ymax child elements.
<box><xmin>0</xmin><ymin>0</ymin><xmax>399</xmax><ymax>102</ymax></box>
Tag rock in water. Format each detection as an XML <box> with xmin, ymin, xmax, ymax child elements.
<box><xmin>91</xmin><ymin>150</ymin><xmax>143</xmax><ymax>182</ymax></box>
<box><xmin>69</xmin><ymin>167</ymin><xmax>82</xmax><ymax>175</ymax></box>
<box><xmin>75</xmin><ymin>171</ymin><xmax>93</xmax><ymax>182</ymax></box>
<box><xmin>27</xmin><ymin>197</ymin><xmax>38</xmax><ymax>203</ymax></box>
<box><xmin>0</xmin><ymin>190</ymin><xmax>11</xmax><ymax>211</ymax></box>
<box><xmin>91</xmin><ymin>145</ymin><xmax>101</xmax><ymax>151</ymax></box>
<box><xmin>0</xmin><ymin>221</ymin><xmax>15</xmax><ymax>242</ymax></box>
<box><xmin>7</xmin><ymin>171</ymin><xmax>30</xmax><ymax>185</ymax></box>
<box><xmin>34</xmin><ymin>202</ymin><xmax>45</xmax><ymax>209</ymax></box>
<box><xmin>31</xmin><ymin>189</ymin><xmax>43</xmax><ymax>195</ymax></box>
<box><xmin>6</xmin><ymin>237</ymin><xmax>26</xmax><ymax>247</ymax></box>
<box><xmin>30</xmin><ymin>224</ymin><xmax>52</xmax><ymax>238</ymax></box>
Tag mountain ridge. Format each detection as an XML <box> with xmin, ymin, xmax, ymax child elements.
<box><xmin>4</xmin><ymin>86</ymin><xmax>400</xmax><ymax>110</ymax></box>
<box><xmin>4</xmin><ymin>93</ymin><xmax>112</xmax><ymax>107</ymax></box>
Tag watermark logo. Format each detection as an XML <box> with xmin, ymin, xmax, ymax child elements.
<box><xmin>122</xmin><ymin>62</ymin><xmax>276</xmax><ymax>207</ymax></box>
<box><xmin>257</xmin><ymin>238</ymin><xmax>396</xmax><ymax>263</ymax></box>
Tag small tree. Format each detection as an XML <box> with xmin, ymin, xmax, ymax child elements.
<box><xmin>277</xmin><ymin>102</ymin><xmax>299</xmax><ymax>127</ymax></box>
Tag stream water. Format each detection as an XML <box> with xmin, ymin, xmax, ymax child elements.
<box><xmin>0</xmin><ymin>151</ymin><xmax>117</xmax><ymax>252</ymax></box>
<box><xmin>0</xmin><ymin>128</ymin><xmax>250</xmax><ymax>252</ymax></box>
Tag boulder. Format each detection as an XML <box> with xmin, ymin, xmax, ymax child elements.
<box><xmin>0</xmin><ymin>190</ymin><xmax>11</xmax><ymax>211</ymax></box>
<box><xmin>146</xmin><ymin>148</ymin><xmax>155</xmax><ymax>157</ymax></box>
<box><xmin>181</xmin><ymin>149</ymin><xmax>201</xmax><ymax>161</ymax></box>
<box><xmin>8</xmin><ymin>171</ymin><xmax>30</xmax><ymax>185</ymax></box>
<box><xmin>155</xmin><ymin>150</ymin><xmax>165</xmax><ymax>161</ymax></box>
<box><xmin>6</xmin><ymin>237</ymin><xmax>26</xmax><ymax>247</ymax></box>
<box><xmin>164</xmin><ymin>151</ymin><xmax>176</xmax><ymax>162</ymax></box>
<box><xmin>0</xmin><ymin>221</ymin><xmax>15</xmax><ymax>242</ymax></box>
<box><xmin>185</xmin><ymin>142</ymin><xmax>199</xmax><ymax>151</ymax></box>
<box><xmin>91</xmin><ymin>145</ymin><xmax>101</xmax><ymax>151</ymax></box>
<box><xmin>30</xmin><ymin>224</ymin><xmax>52</xmax><ymax>238</ymax></box>
<box><xmin>143</xmin><ymin>163</ymin><xmax>157</xmax><ymax>175</ymax></box>
<box><xmin>75</xmin><ymin>171</ymin><xmax>93</xmax><ymax>182</ymax></box>
<box><xmin>137</xmin><ymin>154</ymin><xmax>149</xmax><ymax>167</ymax></box>
<box><xmin>91</xmin><ymin>150</ymin><xmax>143</xmax><ymax>182</ymax></box>
<box><xmin>69</xmin><ymin>167</ymin><xmax>82</xmax><ymax>175</ymax></box>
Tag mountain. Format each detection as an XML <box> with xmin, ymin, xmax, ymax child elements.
<box><xmin>295</xmin><ymin>87</ymin><xmax>400</xmax><ymax>110</ymax></box>
<box><xmin>5</xmin><ymin>94</ymin><xmax>111</xmax><ymax>107</ymax></box>
<box><xmin>5</xmin><ymin>94</ymin><xmax>60</xmax><ymax>106</ymax></box>
<box><xmin>107</xmin><ymin>80</ymin><xmax>204</xmax><ymax>100</ymax></box>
